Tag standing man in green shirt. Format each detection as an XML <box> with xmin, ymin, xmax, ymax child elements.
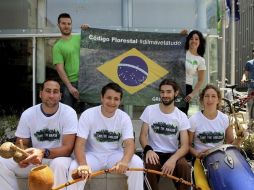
<box><xmin>53</xmin><ymin>13</ymin><xmax>81</xmax><ymax>108</ymax></box>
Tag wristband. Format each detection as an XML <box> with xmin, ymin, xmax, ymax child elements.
<box><xmin>143</xmin><ymin>145</ymin><xmax>153</xmax><ymax>155</ymax></box>
<box><xmin>44</xmin><ymin>148</ymin><xmax>50</xmax><ymax>158</ymax></box>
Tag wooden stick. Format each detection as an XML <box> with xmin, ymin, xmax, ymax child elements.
<box><xmin>52</xmin><ymin>170</ymin><xmax>106</xmax><ymax>190</ymax></box>
<box><xmin>52</xmin><ymin>168</ymin><xmax>199</xmax><ymax>190</ymax></box>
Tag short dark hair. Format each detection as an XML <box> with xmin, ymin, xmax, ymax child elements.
<box><xmin>40</xmin><ymin>79</ymin><xmax>61</xmax><ymax>91</ymax></box>
<box><xmin>185</xmin><ymin>30</ymin><xmax>206</xmax><ymax>57</ymax></box>
<box><xmin>159</xmin><ymin>79</ymin><xmax>179</xmax><ymax>92</ymax></box>
<box><xmin>101</xmin><ymin>82</ymin><xmax>123</xmax><ymax>99</ymax></box>
<box><xmin>58</xmin><ymin>13</ymin><xmax>72</xmax><ymax>24</ymax></box>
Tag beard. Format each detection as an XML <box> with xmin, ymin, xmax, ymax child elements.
<box><xmin>161</xmin><ymin>98</ymin><xmax>175</xmax><ymax>106</ymax></box>
<box><xmin>60</xmin><ymin>28</ymin><xmax>72</xmax><ymax>36</ymax></box>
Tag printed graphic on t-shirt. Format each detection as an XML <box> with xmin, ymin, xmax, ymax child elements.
<box><xmin>186</xmin><ymin>59</ymin><xmax>198</xmax><ymax>66</ymax></box>
<box><xmin>94</xmin><ymin>129</ymin><xmax>122</xmax><ymax>142</ymax></box>
<box><xmin>151</xmin><ymin>122</ymin><xmax>178</xmax><ymax>135</ymax></box>
<box><xmin>34</xmin><ymin>129</ymin><xmax>60</xmax><ymax>141</ymax></box>
<box><xmin>198</xmin><ymin>131</ymin><xmax>224</xmax><ymax>143</ymax></box>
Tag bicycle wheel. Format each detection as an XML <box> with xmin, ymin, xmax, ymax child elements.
<box><xmin>220</xmin><ymin>98</ymin><xmax>232</xmax><ymax>114</ymax></box>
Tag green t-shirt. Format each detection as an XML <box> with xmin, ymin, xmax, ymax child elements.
<box><xmin>53</xmin><ymin>35</ymin><xmax>81</xmax><ymax>82</ymax></box>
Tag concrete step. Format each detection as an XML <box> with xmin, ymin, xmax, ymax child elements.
<box><xmin>84</xmin><ymin>173</ymin><xmax>176</xmax><ymax>190</ymax></box>
<box><xmin>84</xmin><ymin>174</ymin><xmax>127</xmax><ymax>190</ymax></box>
<box><xmin>18</xmin><ymin>173</ymin><xmax>176</xmax><ymax>190</ymax></box>
<box><xmin>18</xmin><ymin>177</ymin><xmax>28</xmax><ymax>190</ymax></box>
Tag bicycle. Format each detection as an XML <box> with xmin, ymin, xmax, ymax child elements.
<box><xmin>220</xmin><ymin>82</ymin><xmax>254</xmax><ymax>117</ymax></box>
<box><xmin>220</xmin><ymin>82</ymin><xmax>253</xmax><ymax>133</ymax></box>
<box><xmin>216</xmin><ymin>79</ymin><xmax>245</xmax><ymax>113</ymax></box>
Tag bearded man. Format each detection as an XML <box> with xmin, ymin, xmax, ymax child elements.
<box><xmin>139</xmin><ymin>79</ymin><xmax>191</xmax><ymax>190</ymax></box>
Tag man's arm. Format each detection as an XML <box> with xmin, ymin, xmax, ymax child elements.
<box><xmin>112</xmin><ymin>138</ymin><xmax>135</xmax><ymax>174</ymax></box>
<box><xmin>73</xmin><ymin>137</ymin><xmax>92</xmax><ymax>179</ymax></box>
<box><xmin>241</xmin><ymin>70</ymin><xmax>249</xmax><ymax>82</ymax></box>
<box><xmin>19</xmin><ymin>134</ymin><xmax>75</xmax><ymax>165</ymax></box>
<box><xmin>17</xmin><ymin>134</ymin><xmax>75</xmax><ymax>167</ymax></box>
<box><xmin>139</xmin><ymin>122</ymin><xmax>149</xmax><ymax>149</ymax></box>
<box><xmin>55</xmin><ymin>64</ymin><xmax>72</xmax><ymax>89</ymax></box>
<box><xmin>139</xmin><ymin>122</ymin><xmax>159</xmax><ymax>165</ymax></box>
<box><xmin>121</xmin><ymin>138</ymin><xmax>135</xmax><ymax>163</ymax></box>
<box><xmin>171</xmin><ymin>130</ymin><xmax>189</xmax><ymax>160</ymax></box>
<box><xmin>42</xmin><ymin>134</ymin><xmax>76</xmax><ymax>158</ymax></box>
<box><xmin>74</xmin><ymin>136</ymin><xmax>87</xmax><ymax>166</ymax></box>
<box><xmin>55</xmin><ymin>64</ymin><xmax>79</xmax><ymax>99</ymax></box>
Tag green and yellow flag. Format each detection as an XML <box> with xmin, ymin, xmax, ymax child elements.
<box><xmin>78</xmin><ymin>28</ymin><xmax>186</xmax><ymax>106</ymax></box>
<box><xmin>97</xmin><ymin>48</ymin><xmax>168</xmax><ymax>94</ymax></box>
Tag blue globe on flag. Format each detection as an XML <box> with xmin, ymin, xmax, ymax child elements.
<box><xmin>118</xmin><ymin>56</ymin><xmax>148</xmax><ymax>86</ymax></box>
<box><xmin>97</xmin><ymin>48</ymin><xmax>168</xmax><ymax>94</ymax></box>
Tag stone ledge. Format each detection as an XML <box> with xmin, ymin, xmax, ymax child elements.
<box><xmin>18</xmin><ymin>177</ymin><xmax>28</xmax><ymax>190</ymax></box>
<box><xmin>17</xmin><ymin>174</ymin><xmax>128</xmax><ymax>190</ymax></box>
<box><xmin>17</xmin><ymin>173</ymin><xmax>176</xmax><ymax>190</ymax></box>
<box><xmin>84</xmin><ymin>174</ymin><xmax>128</xmax><ymax>190</ymax></box>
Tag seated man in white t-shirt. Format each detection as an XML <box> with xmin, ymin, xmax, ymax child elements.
<box><xmin>0</xmin><ymin>79</ymin><xmax>78</xmax><ymax>190</ymax></box>
<box><xmin>68</xmin><ymin>82</ymin><xmax>143</xmax><ymax>190</ymax></box>
<box><xmin>139</xmin><ymin>79</ymin><xmax>191</xmax><ymax>190</ymax></box>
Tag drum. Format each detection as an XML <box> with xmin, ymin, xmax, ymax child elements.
<box><xmin>28</xmin><ymin>164</ymin><xmax>54</xmax><ymax>190</ymax></box>
<box><xmin>203</xmin><ymin>144</ymin><xmax>254</xmax><ymax>190</ymax></box>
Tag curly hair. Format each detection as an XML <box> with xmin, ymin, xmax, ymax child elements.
<box><xmin>199</xmin><ymin>84</ymin><xmax>222</xmax><ymax>109</ymax></box>
<box><xmin>184</xmin><ymin>30</ymin><xmax>206</xmax><ymax>57</ymax></box>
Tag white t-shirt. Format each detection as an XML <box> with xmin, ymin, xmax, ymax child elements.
<box><xmin>77</xmin><ymin>106</ymin><xmax>134</xmax><ymax>153</ymax></box>
<box><xmin>185</xmin><ymin>50</ymin><xmax>206</xmax><ymax>85</ymax></box>
<box><xmin>189</xmin><ymin>110</ymin><xmax>229</xmax><ymax>153</ymax></box>
<box><xmin>15</xmin><ymin>103</ymin><xmax>78</xmax><ymax>149</ymax></box>
<box><xmin>140</xmin><ymin>104</ymin><xmax>190</xmax><ymax>153</ymax></box>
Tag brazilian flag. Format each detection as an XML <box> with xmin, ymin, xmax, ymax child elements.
<box><xmin>97</xmin><ymin>48</ymin><xmax>168</xmax><ymax>94</ymax></box>
<box><xmin>78</xmin><ymin>28</ymin><xmax>186</xmax><ymax>106</ymax></box>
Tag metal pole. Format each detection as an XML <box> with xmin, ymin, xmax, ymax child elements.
<box><xmin>221</xmin><ymin>0</ymin><xmax>226</xmax><ymax>88</ymax></box>
<box><xmin>207</xmin><ymin>37</ymin><xmax>210</xmax><ymax>84</ymax></box>
<box><xmin>123</xmin><ymin>0</ymin><xmax>133</xmax><ymax>118</ymax></box>
<box><xmin>32</xmin><ymin>36</ymin><xmax>36</xmax><ymax>105</ymax></box>
<box><xmin>230</xmin><ymin>0</ymin><xmax>236</xmax><ymax>84</ymax></box>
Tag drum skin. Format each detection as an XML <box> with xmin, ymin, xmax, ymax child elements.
<box><xmin>28</xmin><ymin>165</ymin><xmax>54</xmax><ymax>190</ymax></box>
<box><xmin>203</xmin><ymin>145</ymin><xmax>254</xmax><ymax>190</ymax></box>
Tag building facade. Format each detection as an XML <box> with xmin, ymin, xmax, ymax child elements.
<box><xmin>0</xmin><ymin>0</ymin><xmax>239</xmax><ymax>116</ymax></box>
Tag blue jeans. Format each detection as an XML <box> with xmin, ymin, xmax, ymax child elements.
<box><xmin>62</xmin><ymin>81</ymin><xmax>78</xmax><ymax>108</ymax></box>
<box><xmin>179</xmin><ymin>84</ymin><xmax>192</xmax><ymax>115</ymax></box>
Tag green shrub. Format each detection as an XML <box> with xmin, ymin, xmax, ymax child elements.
<box><xmin>242</xmin><ymin>133</ymin><xmax>254</xmax><ymax>160</ymax></box>
<box><xmin>0</xmin><ymin>115</ymin><xmax>19</xmax><ymax>144</ymax></box>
